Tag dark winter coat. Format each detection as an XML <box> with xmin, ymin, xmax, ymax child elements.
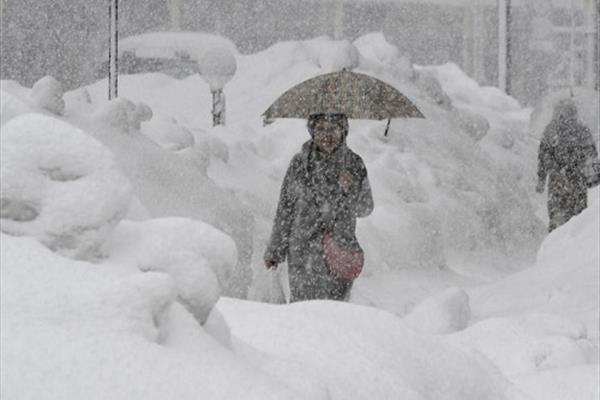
<box><xmin>265</xmin><ymin>140</ymin><xmax>374</xmax><ymax>301</ymax></box>
<box><xmin>537</xmin><ymin>101</ymin><xmax>598</xmax><ymax>231</ymax></box>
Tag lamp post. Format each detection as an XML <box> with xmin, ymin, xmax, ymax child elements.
<box><xmin>198</xmin><ymin>47</ymin><xmax>237</xmax><ymax>126</ymax></box>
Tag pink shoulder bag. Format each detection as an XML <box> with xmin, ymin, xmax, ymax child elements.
<box><xmin>322</xmin><ymin>231</ymin><xmax>364</xmax><ymax>280</ymax></box>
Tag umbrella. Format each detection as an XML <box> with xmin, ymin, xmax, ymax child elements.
<box><xmin>263</xmin><ymin>69</ymin><xmax>424</xmax><ymax>134</ymax></box>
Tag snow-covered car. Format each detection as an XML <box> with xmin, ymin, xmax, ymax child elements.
<box><xmin>96</xmin><ymin>31</ymin><xmax>238</xmax><ymax>79</ymax></box>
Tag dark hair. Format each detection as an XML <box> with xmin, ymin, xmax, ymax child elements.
<box><xmin>307</xmin><ymin>113</ymin><xmax>349</xmax><ymax>137</ymax></box>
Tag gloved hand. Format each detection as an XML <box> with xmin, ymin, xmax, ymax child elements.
<box><xmin>535</xmin><ymin>179</ymin><xmax>545</xmax><ymax>194</ymax></box>
<box><xmin>264</xmin><ymin>259</ymin><xmax>278</xmax><ymax>269</ymax></box>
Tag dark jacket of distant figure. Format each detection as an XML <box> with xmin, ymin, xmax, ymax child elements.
<box><xmin>537</xmin><ymin>100</ymin><xmax>598</xmax><ymax>232</ymax></box>
<box><xmin>265</xmin><ymin>138</ymin><xmax>374</xmax><ymax>302</ymax></box>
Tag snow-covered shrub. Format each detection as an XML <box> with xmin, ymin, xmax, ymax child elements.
<box><xmin>194</xmin><ymin>131</ymin><xmax>230</xmax><ymax>163</ymax></box>
<box><xmin>404</xmin><ymin>288</ymin><xmax>471</xmax><ymax>334</ymax></box>
<box><xmin>130</xmin><ymin>102</ymin><xmax>153</xmax><ymax>130</ymax></box>
<box><xmin>455</xmin><ymin>108</ymin><xmax>490</xmax><ymax>141</ymax></box>
<box><xmin>353</xmin><ymin>32</ymin><xmax>415</xmax><ymax>80</ymax></box>
<box><xmin>68</xmin><ymin>87</ymin><xmax>92</xmax><ymax>105</ymax></box>
<box><xmin>316</xmin><ymin>39</ymin><xmax>359</xmax><ymax>72</ymax></box>
<box><xmin>414</xmin><ymin>70</ymin><xmax>453</xmax><ymax>110</ymax></box>
<box><xmin>29</xmin><ymin>76</ymin><xmax>65</xmax><ymax>115</ymax></box>
<box><xmin>94</xmin><ymin>98</ymin><xmax>153</xmax><ymax>134</ymax></box>
<box><xmin>62</xmin><ymin>87</ymin><xmax>94</xmax><ymax>115</ymax></box>
<box><xmin>141</xmin><ymin>114</ymin><xmax>195</xmax><ymax>151</ymax></box>
<box><xmin>108</xmin><ymin>218</ymin><xmax>237</xmax><ymax>324</ymax></box>
<box><xmin>81</xmin><ymin>107</ymin><xmax>255</xmax><ymax>298</ymax></box>
<box><xmin>0</xmin><ymin>114</ymin><xmax>132</xmax><ymax>259</ymax></box>
<box><xmin>418</xmin><ymin>63</ymin><xmax>521</xmax><ymax>112</ymax></box>
<box><xmin>489</xmin><ymin>129</ymin><xmax>515</xmax><ymax>149</ymax></box>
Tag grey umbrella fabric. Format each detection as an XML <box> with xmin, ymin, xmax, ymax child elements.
<box><xmin>263</xmin><ymin>69</ymin><xmax>424</xmax><ymax>122</ymax></box>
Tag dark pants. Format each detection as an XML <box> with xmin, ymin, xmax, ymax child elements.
<box><xmin>288</xmin><ymin>255</ymin><xmax>353</xmax><ymax>302</ymax></box>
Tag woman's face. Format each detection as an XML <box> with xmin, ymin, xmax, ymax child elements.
<box><xmin>313</xmin><ymin>120</ymin><xmax>343</xmax><ymax>154</ymax></box>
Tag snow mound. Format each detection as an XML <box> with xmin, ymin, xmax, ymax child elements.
<box><xmin>1</xmin><ymin>88</ymin><xmax>36</xmax><ymax>126</ymax></box>
<box><xmin>414</xmin><ymin>69</ymin><xmax>452</xmax><ymax>110</ymax></box>
<box><xmin>0</xmin><ymin>234</ymin><xmax>309</xmax><ymax>400</ymax></box>
<box><xmin>84</xmin><ymin>114</ymin><xmax>254</xmax><ymax>297</ymax></box>
<box><xmin>512</xmin><ymin>364</ymin><xmax>599</xmax><ymax>400</ymax></box>
<box><xmin>361</xmin><ymin>202</ymin><xmax>445</xmax><ymax>270</ymax></box>
<box><xmin>29</xmin><ymin>76</ymin><xmax>65</xmax><ymax>115</ymax></box>
<box><xmin>353</xmin><ymin>32</ymin><xmax>414</xmax><ymax>80</ymax></box>
<box><xmin>316</xmin><ymin>39</ymin><xmax>359</xmax><ymax>72</ymax></box>
<box><xmin>455</xmin><ymin>107</ymin><xmax>490</xmax><ymax>141</ymax></box>
<box><xmin>418</xmin><ymin>63</ymin><xmax>521</xmax><ymax>112</ymax></box>
<box><xmin>94</xmin><ymin>98</ymin><xmax>153</xmax><ymax>134</ymax></box>
<box><xmin>141</xmin><ymin>113</ymin><xmax>194</xmax><ymax>151</ymax></box>
<box><xmin>469</xmin><ymin>189</ymin><xmax>600</xmax><ymax>337</ymax></box>
<box><xmin>80</xmin><ymin>34</ymin><xmax>543</xmax><ymax>293</ymax></box>
<box><xmin>414</xmin><ymin>63</ymin><xmax>535</xmax><ymax>189</ymax></box>
<box><xmin>404</xmin><ymin>287</ymin><xmax>471</xmax><ymax>334</ymax></box>
<box><xmin>218</xmin><ymin>298</ymin><xmax>526</xmax><ymax>400</ymax></box>
<box><xmin>0</xmin><ymin>114</ymin><xmax>131</xmax><ymax>260</ymax></box>
<box><xmin>450</xmin><ymin>313</ymin><xmax>597</xmax><ymax>377</ymax></box>
<box><xmin>107</xmin><ymin>218</ymin><xmax>237</xmax><ymax>324</ymax></box>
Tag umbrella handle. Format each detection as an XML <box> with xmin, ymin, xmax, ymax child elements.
<box><xmin>384</xmin><ymin>119</ymin><xmax>391</xmax><ymax>136</ymax></box>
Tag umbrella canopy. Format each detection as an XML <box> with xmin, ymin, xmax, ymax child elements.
<box><xmin>263</xmin><ymin>69</ymin><xmax>424</xmax><ymax>122</ymax></box>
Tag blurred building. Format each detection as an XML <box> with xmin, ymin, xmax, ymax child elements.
<box><xmin>1</xmin><ymin>0</ymin><xmax>597</xmax><ymax>104</ymax></box>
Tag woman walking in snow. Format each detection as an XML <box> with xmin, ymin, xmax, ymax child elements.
<box><xmin>264</xmin><ymin>113</ymin><xmax>373</xmax><ymax>302</ymax></box>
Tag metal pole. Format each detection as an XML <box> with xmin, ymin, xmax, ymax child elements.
<box><xmin>498</xmin><ymin>0</ymin><xmax>511</xmax><ymax>93</ymax></box>
<box><xmin>108</xmin><ymin>0</ymin><xmax>118</xmax><ymax>100</ymax></box>
<box><xmin>596</xmin><ymin>0</ymin><xmax>600</xmax><ymax>90</ymax></box>
<box><xmin>506</xmin><ymin>0</ymin><xmax>512</xmax><ymax>94</ymax></box>
<box><xmin>212</xmin><ymin>89</ymin><xmax>225</xmax><ymax>126</ymax></box>
<box><xmin>498</xmin><ymin>0</ymin><xmax>507</xmax><ymax>92</ymax></box>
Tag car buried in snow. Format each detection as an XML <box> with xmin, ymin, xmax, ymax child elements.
<box><xmin>96</xmin><ymin>31</ymin><xmax>238</xmax><ymax>80</ymax></box>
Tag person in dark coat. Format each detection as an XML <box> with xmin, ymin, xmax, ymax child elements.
<box><xmin>536</xmin><ymin>99</ymin><xmax>598</xmax><ymax>232</ymax></box>
<box><xmin>264</xmin><ymin>113</ymin><xmax>374</xmax><ymax>302</ymax></box>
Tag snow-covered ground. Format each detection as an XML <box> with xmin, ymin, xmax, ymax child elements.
<box><xmin>1</xmin><ymin>33</ymin><xmax>598</xmax><ymax>399</ymax></box>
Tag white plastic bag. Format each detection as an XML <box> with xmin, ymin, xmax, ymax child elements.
<box><xmin>268</xmin><ymin>263</ymin><xmax>291</xmax><ymax>304</ymax></box>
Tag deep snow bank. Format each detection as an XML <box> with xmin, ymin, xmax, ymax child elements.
<box><xmin>468</xmin><ymin>189</ymin><xmax>600</xmax><ymax>337</ymax></box>
<box><xmin>78</xmin><ymin>34</ymin><xmax>544</xmax><ymax>299</ymax></box>
<box><xmin>1</xmin><ymin>114</ymin><xmax>131</xmax><ymax>260</ymax></box>
<box><xmin>1</xmin><ymin>79</ymin><xmax>255</xmax><ymax>298</ymax></box>
<box><xmin>218</xmin><ymin>297</ymin><xmax>527</xmax><ymax>400</ymax></box>
<box><xmin>4</xmin><ymin>33</ymin><xmax>545</xmax><ymax>303</ymax></box>
<box><xmin>0</xmin><ymin>234</ymin><xmax>309</xmax><ymax>400</ymax></box>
